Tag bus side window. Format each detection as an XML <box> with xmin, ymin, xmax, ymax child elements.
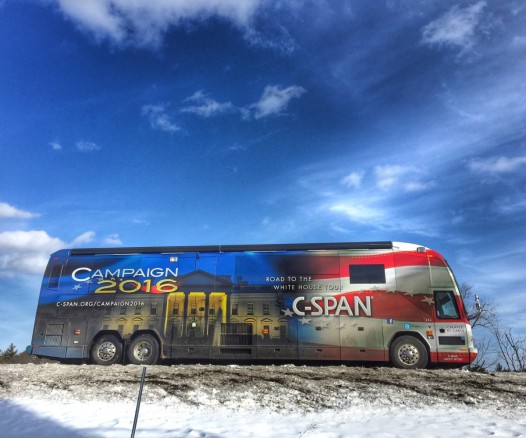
<box><xmin>349</xmin><ymin>264</ymin><xmax>386</xmax><ymax>284</ymax></box>
<box><xmin>48</xmin><ymin>265</ymin><xmax>63</xmax><ymax>289</ymax></box>
<box><xmin>434</xmin><ymin>291</ymin><xmax>460</xmax><ymax>319</ymax></box>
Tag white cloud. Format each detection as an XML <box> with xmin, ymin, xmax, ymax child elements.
<box><xmin>71</xmin><ymin>231</ymin><xmax>96</xmax><ymax>247</ymax></box>
<box><xmin>468</xmin><ymin>155</ymin><xmax>526</xmax><ymax>174</ymax></box>
<box><xmin>181</xmin><ymin>91</ymin><xmax>235</xmax><ymax>118</ymax></box>
<box><xmin>102</xmin><ymin>233</ymin><xmax>123</xmax><ymax>246</ymax></box>
<box><xmin>341</xmin><ymin>172</ymin><xmax>363</xmax><ymax>189</ymax></box>
<box><xmin>142</xmin><ymin>104</ymin><xmax>181</xmax><ymax>133</ymax></box>
<box><xmin>0</xmin><ymin>231</ymin><xmax>65</xmax><ymax>276</ymax></box>
<box><xmin>329</xmin><ymin>203</ymin><xmax>383</xmax><ymax>223</ymax></box>
<box><xmin>421</xmin><ymin>1</ymin><xmax>486</xmax><ymax>53</ymax></box>
<box><xmin>55</xmin><ymin>0</ymin><xmax>262</xmax><ymax>49</ymax></box>
<box><xmin>375</xmin><ymin>165</ymin><xmax>409</xmax><ymax>190</ymax></box>
<box><xmin>76</xmin><ymin>141</ymin><xmax>101</xmax><ymax>152</ymax></box>
<box><xmin>243</xmin><ymin>20</ymin><xmax>296</xmax><ymax>54</ymax></box>
<box><xmin>0</xmin><ymin>230</ymin><xmax>96</xmax><ymax>276</ymax></box>
<box><xmin>163</xmin><ymin>85</ymin><xmax>306</xmax><ymax>126</ymax></box>
<box><xmin>374</xmin><ymin>165</ymin><xmax>429</xmax><ymax>192</ymax></box>
<box><xmin>49</xmin><ymin>142</ymin><xmax>62</xmax><ymax>151</ymax></box>
<box><xmin>0</xmin><ymin>202</ymin><xmax>39</xmax><ymax>219</ymax></box>
<box><xmin>250</xmin><ymin>85</ymin><xmax>306</xmax><ymax>119</ymax></box>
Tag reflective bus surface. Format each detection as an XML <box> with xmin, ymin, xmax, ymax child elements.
<box><xmin>26</xmin><ymin>241</ymin><xmax>477</xmax><ymax>369</ymax></box>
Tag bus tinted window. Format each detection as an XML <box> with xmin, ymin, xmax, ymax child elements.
<box><xmin>349</xmin><ymin>264</ymin><xmax>386</xmax><ymax>284</ymax></box>
<box><xmin>48</xmin><ymin>265</ymin><xmax>63</xmax><ymax>289</ymax></box>
<box><xmin>435</xmin><ymin>291</ymin><xmax>460</xmax><ymax>319</ymax></box>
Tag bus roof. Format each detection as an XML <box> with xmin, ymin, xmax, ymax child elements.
<box><xmin>68</xmin><ymin>241</ymin><xmax>394</xmax><ymax>256</ymax></box>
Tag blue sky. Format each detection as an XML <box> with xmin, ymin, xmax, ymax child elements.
<box><xmin>1</xmin><ymin>0</ymin><xmax>525</xmax><ymax>352</ymax></box>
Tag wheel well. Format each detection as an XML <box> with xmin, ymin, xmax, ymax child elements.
<box><xmin>388</xmin><ymin>332</ymin><xmax>431</xmax><ymax>360</ymax></box>
<box><xmin>90</xmin><ymin>330</ymin><xmax>123</xmax><ymax>350</ymax></box>
<box><xmin>129</xmin><ymin>330</ymin><xmax>163</xmax><ymax>356</ymax></box>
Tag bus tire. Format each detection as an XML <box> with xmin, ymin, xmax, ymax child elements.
<box><xmin>127</xmin><ymin>334</ymin><xmax>159</xmax><ymax>365</ymax></box>
<box><xmin>390</xmin><ymin>335</ymin><xmax>428</xmax><ymax>369</ymax></box>
<box><xmin>90</xmin><ymin>335</ymin><xmax>123</xmax><ymax>365</ymax></box>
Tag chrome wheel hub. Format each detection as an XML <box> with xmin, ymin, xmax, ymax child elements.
<box><xmin>134</xmin><ymin>342</ymin><xmax>152</xmax><ymax>361</ymax></box>
<box><xmin>398</xmin><ymin>344</ymin><xmax>419</xmax><ymax>366</ymax></box>
<box><xmin>98</xmin><ymin>342</ymin><xmax>116</xmax><ymax>361</ymax></box>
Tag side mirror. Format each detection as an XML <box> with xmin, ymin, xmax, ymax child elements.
<box><xmin>475</xmin><ymin>294</ymin><xmax>482</xmax><ymax>315</ymax></box>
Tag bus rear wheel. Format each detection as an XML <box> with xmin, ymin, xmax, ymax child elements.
<box><xmin>127</xmin><ymin>334</ymin><xmax>159</xmax><ymax>365</ymax></box>
<box><xmin>390</xmin><ymin>335</ymin><xmax>428</xmax><ymax>369</ymax></box>
<box><xmin>91</xmin><ymin>335</ymin><xmax>123</xmax><ymax>365</ymax></box>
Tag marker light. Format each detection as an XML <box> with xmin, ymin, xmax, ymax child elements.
<box><xmin>73</xmin><ymin>330</ymin><xmax>81</xmax><ymax>335</ymax></box>
<box><xmin>426</xmin><ymin>329</ymin><xmax>434</xmax><ymax>337</ymax></box>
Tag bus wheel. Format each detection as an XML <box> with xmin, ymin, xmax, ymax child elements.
<box><xmin>91</xmin><ymin>335</ymin><xmax>122</xmax><ymax>365</ymax></box>
<box><xmin>127</xmin><ymin>334</ymin><xmax>159</xmax><ymax>365</ymax></box>
<box><xmin>390</xmin><ymin>336</ymin><xmax>428</xmax><ymax>369</ymax></box>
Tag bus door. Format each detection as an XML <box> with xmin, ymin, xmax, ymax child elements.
<box><xmin>160</xmin><ymin>254</ymin><xmax>197</xmax><ymax>350</ymax></box>
<box><xmin>433</xmin><ymin>289</ymin><xmax>469</xmax><ymax>364</ymax></box>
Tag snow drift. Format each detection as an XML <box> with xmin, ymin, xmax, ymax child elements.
<box><xmin>1</xmin><ymin>363</ymin><xmax>525</xmax><ymax>437</ymax></box>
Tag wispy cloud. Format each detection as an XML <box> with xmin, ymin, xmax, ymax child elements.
<box><xmin>54</xmin><ymin>0</ymin><xmax>262</xmax><ymax>49</ymax></box>
<box><xmin>76</xmin><ymin>141</ymin><xmax>101</xmax><ymax>152</ymax></box>
<box><xmin>468</xmin><ymin>155</ymin><xmax>526</xmax><ymax>174</ymax></box>
<box><xmin>102</xmin><ymin>233</ymin><xmax>122</xmax><ymax>246</ymax></box>
<box><xmin>145</xmin><ymin>84</ymin><xmax>306</xmax><ymax>132</ymax></box>
<box><xmin>71</xmin><ymin>231</ymin><xmax>96</xmax><ymax>247</ymax></box>
<box><xmin>374</xmin><ymin>165</ymin><xmax>429</xmax><ymax>192</ymax></box>
<box><xmin>341</xmin><ymin>172</ymin><xmax>363</xmax><ymax>189</ymax></box>
<box><xmin>181</xmin><ymin>91</ymin><xmax>235</xmax><ymax>118</ymax></box>
<box><xmin>142</xmin><ymin>104</ymin><xmax>181</xmax><ymax>133</ymax></box>
<box><xmin>329</xmin><ymin>202</ymin><xmax>383</xmax><ymax>223</ymax></box>
<box><xmin>228</xmin><ymin>144</ymin><xmax>247</xmax><ymax>152</ymax></box>
<box><xmin>286</xmin><ymin>160</ymin><xmax>441</xmax><ymax>238</ymax></box>
<box><xmin>421</xmin><ymin>1</ymin><xmax>486</xmax><ymax>55</ymax></box>
<box><xmin>132</xmin><ymin>218</ymin><xmax>151</xmax><ymax>226</ymax></box>
<box><xmin>250</xmin><ymin>85</ymin><xmax>306</xmax><ymax>119</ymax></box>
<box><xmin>0</xmin><ymin>202</ymin><xmax>39</xmax><ymax>219</ymax></box>
<box><xmin>49</xmin><ymin>142</ymin><xmax>62</xmax><ymax>151</ymax></box>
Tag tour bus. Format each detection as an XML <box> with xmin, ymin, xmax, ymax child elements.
<box><xmin>26</xmin><ymin>242</ymin><xmax>477</xmax><ymax>369</ymax></box>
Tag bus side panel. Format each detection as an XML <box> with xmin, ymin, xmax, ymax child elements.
<box><xmin>338</xmin><ymin>250</ymin><xmax>395</xmax><ymax>362</ymax></box>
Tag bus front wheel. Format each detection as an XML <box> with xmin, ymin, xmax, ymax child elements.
<box><xmin>127</xmin><ymin>334</ymin><xmax>159</xmax><ymax>365</ymax></box>
<box><xmin>390</xmin><ymin>335</ymin><xmax>428</xmax><ymax>369</ymax></box>
<box><xmin>91</xmin><ymin>335</ymin><xmax>123</xmax><ymax>365</ymax></box>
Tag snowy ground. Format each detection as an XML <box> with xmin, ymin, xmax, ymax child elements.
<box><xmin>1</xmin><ymin>363</ymin><xmax>526</xmax><ymax>437</ymax></box>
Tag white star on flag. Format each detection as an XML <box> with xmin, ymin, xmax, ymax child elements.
<box><xmin>300</xmin><ymin>317</ymin><xmax>311</xmax><ymax>325</ymax></box>
<box><xmin>319</xmin><ymin>320</ymin><xmax>329</xmax><ymax>329</ymax></box>
<box><xmin>422</xmin><ymin>296</ymin><xmax>434</xmax><ymax>306</ymax></box>
<box><xmin>72</xmin><ymin>284</ymin><xmax>82</xmax><ymax>291</ymax></box>
<box><xmin>282</xmin><ymin>308</ymin><xmax>294</xmax><ymax>317</ymax></box>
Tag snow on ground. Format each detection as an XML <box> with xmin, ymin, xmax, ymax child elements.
<box><xmin>1</xmin><ymin>363</ymin><xmax>526</xmax><ymax>437</ymax></box>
